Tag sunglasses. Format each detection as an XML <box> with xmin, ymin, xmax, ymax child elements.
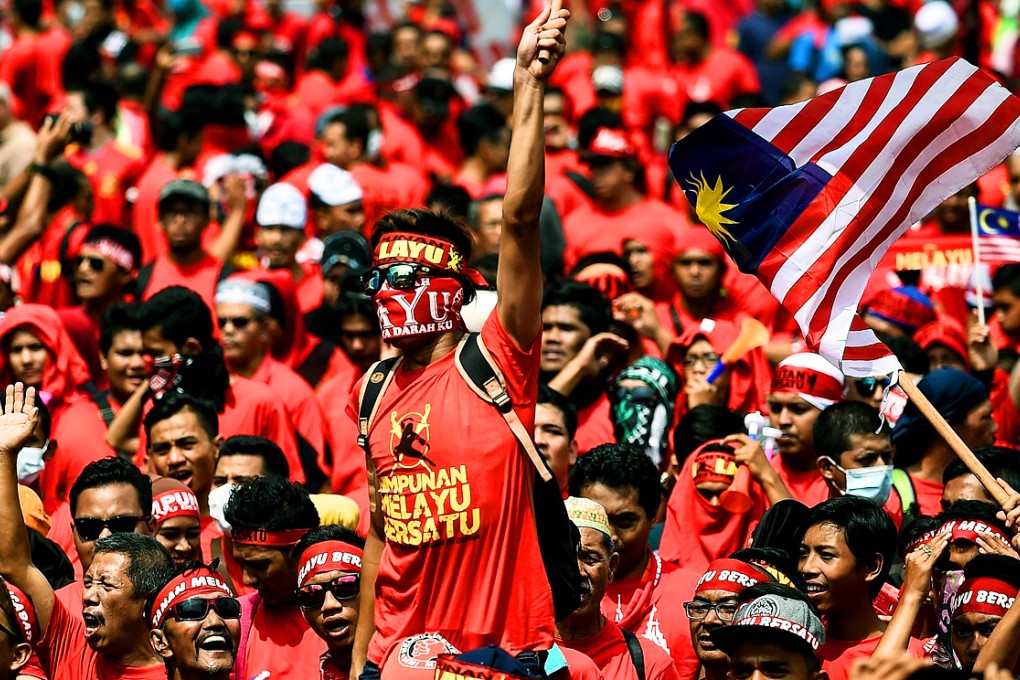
<box><xmin>75</xmin><ymin>255</ymin><xmax>107</xmax><ymax>273</ymax></box>
<box><xmin>217</xmin><ymin>316</ymin><xmax>255</xmax><ymax>331</ymax></box>
<box><xmin>74</xmin><ymin>515</ymin><xmax>148</xmax><ymax>542</ymax></box>
<box><xmin>169</xmin><ymin>596</ymin><xmax>242</xmax><ymax>623</ymax></box>
<box><xmin>361</xmin><ymin>264</ymin><xmax>434</xmax><ymax>295</ymax></box>
<box><xmin>296</xmin><ymin>574</ymin><xmax>360</xmax><ymax>609</ymax></box>
<box><xmin>852</xmin><ymin>376</ymin><xmax>891</xmax><ymax>397</ymax></box>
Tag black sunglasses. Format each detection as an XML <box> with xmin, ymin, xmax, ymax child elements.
<box><xmin>75</xmin><ymin>255</ymin><xmax>107</xmax><ymax>273</ymax></box>
<box><xmin>74</xmin><ymin>515</ymin><xmax>148</xmax><ymax>542</ymax></box>
<box><xmin>360</xmin><ymin>264</ymin><xmax>434</xmax><ymax>295</ymax></box>
<box><xmin>218</xmin><ymin>316</ymin><xmax>255</xmax><ymax>331</ymax></box>
<box><xmin>296</xmin><ymin>574</ymin><xmax>360</xmax><ymax>609</ymax></box>
<box><xmin>852</xmin><ymin>376</ymin><xmax>891</xmax><ymax>397</ymax></box>
<box><xmin>169</xmin><ymin>596</ymin><xmax>241</xmax><ymax>623</ymax></box>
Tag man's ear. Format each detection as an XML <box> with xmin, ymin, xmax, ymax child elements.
<box><xmin>150</xmin><ymin>628</ymin><xmax>173</xmax><ymax>661</ymax></box>
<box><xmin>608</xmin><ymin>550</ymin><xmax>621</xmax><ymax>583</ymax></box>
<box><xmin>9</xmin><ymin>641</ymin><xmax>31</xmax><ymax>672</ymax></box>
<box><xmin>862</xmin><ymin>553</ymin><xmax>884</xmax><ymax>586</ymax></box>
<box><xmin>817</xmin><ymin>456</ymin><xmax>836</xmax><ymax>482</ymax></box>
<box><xmin>212</xmin><ymin>435</ymin><xmax>224</xmax><ymax>453</ymax></box>
<box><xmin>811</xmin><ymin>669</ymin><xmax>829</xmax><ymax>680</ymax></box>
<box><xmin>181</xmin><ymin>338</ymin><xmax>204</xmax><ymax>356</ymax></box>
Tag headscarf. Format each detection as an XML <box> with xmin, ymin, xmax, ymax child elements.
<box><xmin>609</xmin><ymin>357</ymin><xmax>679</xmax><ymax>467</ymax></box>
<box><xmin>620</xmin><ymin>227</ymin><xmax>676</xmax><ymax>303</ymax></box>
<box><xmin>893</xmin><ymin>368</ymin><xmax>988</xmax><ymax>447</ymax></box>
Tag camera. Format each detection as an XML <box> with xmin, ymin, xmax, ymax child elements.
<box><xmin>42</xmin><ymin>114</ymin><xmax>94</xmax><ymax>146</ymax></box>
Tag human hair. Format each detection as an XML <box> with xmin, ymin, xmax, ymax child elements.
<box><xmin>324</xmin><ymin>107</ymin><xmax>370</xmax><ymax>152</ymax></box>
<box><xmin>0</xmin><ymin>576</ymin><xmax>26</xmax><ymax>642</ymax></box>
<box><xmin>936</xmin><ymin>500</ymin><xmax>1010</xmax><ymax>535</ymax></box>
<box><xmin>145</xmin><ymin>560</ymin><xmax>225</xmax><ymax>633</ymax></box>
<box><xmin>780</xmin><ymin>72</ymin><xmax>815</xmax><ymax>104</ymax></box>
<box><xmin>69</xmin><ymin>456</ymin><xmax>152</xmax><ymax>517</ymax></box>
<box><xmin>224</xmin><ymin>476</ymin><xmax>319</xmax><ymax>532</ymax></box>
<box><xmin>136</xmin><ymin>286</ymin><xmax>216</xmax><ymax>351</ymax></box>
<box><xmin>99</xmin><ymin>302</ymin><xmax>138</xmax><ymax>355</ymax></box>
<box><xmin>144</xmin><ymin>392</ymin><xmax>219</xmax><ymax>440</ymax></box>
<box><xmin>12</xmin><ymin>0</ymin><xmax>43</xmax><ymax>28</ymax></box>
<box><xmin>884</xmin><ymin>335</ymin><xmax>929</xmax><ymax>374</ymax></box>
<box><xmin>733</xmin><ymin>583</ymin><xmax>822</xmax><ymax>673</ymax></box>
<box><xmin>729</xmin><ymin>547</ymin><xmax>803</xmax><ymax>590</ymax></box>
<box><xmin>568</xmin><ymin>443</ymin><xmax>662</xmax><ymax>519</ymax></box>
<box><xmin>806</xmin><ymin>496</ymin><xmax>896</xmax><ymax>596</ymax></box>
<box><xmin>590</xmin><ymin>30</ymin><xmax>625</xmax><ymax>57</ymax></box>
<box><xmin>813</xmin><ymin>401</ymin><xmax>889</xmax><ymax>461</ymax></box>
<box><xmin>943</xmin><ymin>447</ymin><xmax>1020</xmax><ymax>492</ymax></box>
<box><xmin>457</xmin><ymin>103</ymin><xmax>508</xmax><ymax>158</ymax></box>
<box><xmin>370</xmin><ymin>209</ymin><xmax>477</xmax><ymax>302</ymax></box>
<box><xmin>683</xmin><ymin>11</ymin><xmax>711</xmax><ymax>41</ymax></box>
<box><xmin>537</xmin><ymin>385</ymin><xmax>578</xmax><ymax>440</ymax></box>
<box><xmin>46</xmin><ymin>161</ymin><xmax>87</xmax><ymax>214</ymax></box>
<box><xmin>429</xmin><ymin>183</ymin><xmax>473</xmax><ymax>222</ymax></box>
<box><xmin>992</xmin><ymin>263</ymin><xmax>1020</xmax><ymax>297</ymax></box>
<box><xmin>217</xmin><ymin>435</ymin><xmax>291</xmax><ymax>479</ymax></box>
<box><xmin>673</xmin><ymin>405</ymin><xmax>744</xmax><ymax>464</ymax></box>
<box><xmin>335</xmin><ymin>291</ymin><xmax>379</xmax><ymax>329</ymax></box>
<box><xmin>69</xmin><ymin>78</ymin><xmax>120</xmax><ymax>125</ymax></box>
<box><xmin>961</xmin><ymin>554</ymin><xmax>1020</xmax><ymax>587</ymax></box>
<box><xmin>215</xmin><ymin>16</ymin><xmax>246</xmax><ymax>50</ymax></box>
<box><xmin>294</xmin><ymin>525</ymin><xmax>365</xmax><ymax>561</ymax></box>
<box><xmin>84</xmin><ymin>224</ymin><xmax>142</xmax><ymax>274</ymax></box>
<box><xmin>568</xmin><ymin>251</ymin><xmax>632</xmax><ymax>281</ymax></box>
<box><xmin>541</xmin><ymin>281</ymin><xmax>612</xmax><ymax>336</ymax></box>
<box><xmin>308</xmin><ymin>37</ymin><xmax>349</xmax><ymax>72</ymax></box>
<box><xmin>681</xmin><ymin>101</ymin><xmax>723</xmax><ymax>128</ymax></box>
<box><xmin>897</xmin><ymin>516</ymin><xmax>941</xmax><ymax>560</ymax></box>
<box><xmin>576</xmin><ymin>109</ymin><xmax>621</xmax><ymax>151</ymax></box>
<box><xmin>271</xmin><ymin>141</ymin><xmax>311</xmax><ymax>180</ymax></box>
<box><xmin>93</xmin><ymin>533</ymin><xmax>175</xmax><ymax>600</ymax></box>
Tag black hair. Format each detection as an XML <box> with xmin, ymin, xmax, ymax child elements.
<box><xmin>897</xmin><ymin>515</ymin><xmax>941</xmax><ymax>560</ymax></box>
<box><xmin>100</xmin><ymin>302</ymin><xmax>138</xmax><ymax>355</ymax></box>
<box><xmin>224</xmin><ymin>476</ymin><xmax>319</xmax><ymax>533</ymax></box>
<box><xmin>0</xmin><ymin>576</ymin><xmax>27</xmax><ymax>643</ymax></box>
<box><xmin>681</xmin><ymin>100</ymin><xmax>723</xmax><ymax>127</ymax></box>
<box><xmin>457</xmin><ymin>102</ymin><xmax>508</xmax><ymax>157</ymax></box>
<box><xmin>943</xmin><ymin>447</ymin><xmax>1020</xmax><ymax>492</ymax></box>
<box><xmin>806</xmin><ymin>496</ymin><xmax>897</xmax><ymax>596</ymax></box>
<box><xmin>93</xmin><ymin>533</ymin><xmax>175</xmax><ymax>600</ymax></box>
<box><xmin>884</xmin><ymin>335</ymin><xmax>929</xmax><ymax>374</ymax></box>
<box><xmin>84</xmin><ymin>224</ymin><xmax>142</xmax><ymax>275</ymax></box>
<box><xmin>672</xmin><ymin>405</ymin><xmax>744</xmax><ymax>464</ymax></box>
<box><xmin>590</xmin><ymin>30</ymin><xmax>626</xmax><ymax>57</ymax></box>
<box><xmin>12</xmin><ymin>0</ymin><xmax>43</xmax><ymax>28</ymax></box>
<box><xmin>812</xmin><ymin>401</ymin><xmax>889</xmax><ymax>461</ymax></box>
<box><xmin>335</xmin><ymin>289</ymin><xmax>379</xmax><ymax>329</ymax></box>
<box><xmin>568</xmin><ymin>443</ymin><xmax>662</xmax><ymax>519</ymax></box>
<box><xmin>541</xmin><ymin>280</ymin><xmax>612</xmax><ymax>336</ymax></box>
<box><xmin>217</xmin><ymin>435</ymin><xmax>291</xmax><ymax>479</ymax></box>
<box><xmin>729</xmin><ymin>93</ymin><xmax>767</xmax><ymax>110</ymax></box>
<box><xmin>294</xmin><ymin>524</ymin><xmax>365</xmax><ymax>561</ymax></box>
<box><xmin>216</xmin><ymin>17</ymin><xmax>247</xmax><ymax>51</ymax></box>
<box><xmin>308</xmin><ymin>37</ymin><xmax>349</xmax><ymax>72</ymax></box>
<box><xmin>428</xmin><ymin>183</ymin><xmax>473</xmax><ymax>221</ymax></box>
<box><xmin>144</xmin><ymin>392</ymin><xmax>219</xmax><ymax>440</ymax></box>
<box><xmin>683</xmin><ymin>11</ymin><xmax>711</xmax><ymax>41</ymax></box>
<box><xmin>69</xmin><ymin>78</ymin><xmax>121</xmax><ymax>125</ymax></box>
<box><xmin>992</xmin><ymin>263</ymin><xmax>1020</xmax><ymax>297</ymax></box>
<box><xmin>536</xmin><ymin>384</ymin><xmax>578</xmax><ymax>441</ymax></box>
<box><xmin>779</xmin><ymin>72</ymin><xmax>815</xmax><ymax>104</ymax></box>
<box><xmin>69</xmin><ymin>456</ymin><xmax>152</xmax><ymax>517</ymax></box>
<box><xmin>136</xmin><ymin>286</ymin><xmax>216</xmax><ymax>351</ymax></box>
<box><xmin>568</xmin><ymin>251</ymin><xmax>632</xmax><ymax>281</ymax></box>
<box><xmin>936</xmin><ymin>500</ymin><xmax>1010</xmax><ymax>535</ymax></box>
<box><xmin>729</xmin><ymin>547</ymin><xmax>804</xmax><ymax>590</ymax></box>
<box><xmin>46</xmin><ymin>160</ymin><xmax>88</xmax><ymax>214</ymax></box>
<box><xmin>145</xmin><ymin>560</ymin><xmax>228</xmax><ymax>633</ymax></box>
<box><xmin>961</xmin><ymin>553</ymin><xmax>1020</xmax><ymax>586</ymax></box>
<box><xmin>35</xmin><ymin>395</ymin><xmax>51</xmax><ymax>441</ymax></box>
<box><xmin>577</xmin><ymin>108</ymin><xmax>622</xmax><ymax>151</ymax></box>
<box><xmin>270</xmin><ymin>141</ymin><xmax>311</xmax><ymax>180</ymax></box>
<box><xmin>324</xmin><ymin>107</ymin><xmax>370</xmax><ymax>153</ymax></box>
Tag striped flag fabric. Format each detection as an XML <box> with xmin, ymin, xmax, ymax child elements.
<box><xmin>668</xmin><ymin>58</ymin><xmax>1020</xmax><ymax>377</ymax></box>
<box><xmin>975</xmin><ymin>204</ymin><xmax>1020</xmax><ymax>262</ymax></box>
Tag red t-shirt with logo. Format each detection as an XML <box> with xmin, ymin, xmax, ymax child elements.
<box><xmin>66</xmin><ymin>141</ymin><xmax>146</xmax><ymax>227</ymax></box>
<box><xmin>348</xmin><ymin>312</ymin><xmax>555</xmax><ymax>664</ymax></box>
<box><xmin>237</xmin><ymin>592</ymin><xmax>328</xmax><ymax>680</ymax></box>
<box><xmin>575</xmin><ymin>393</ymin><xmax>614</xmax><ymax>455</ymax></box>
<box><xmin>558</xmin><ymin>620</ymin><xmax>680</xmax><ymax>680</ymax></box>
<box><xmin>821</xmin><ymin>634</ymin><xmax>925</xmax><ymax>680</ymax></box>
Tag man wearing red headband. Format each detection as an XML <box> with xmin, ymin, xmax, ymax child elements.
<box><xmin>935</xmin><ymin>501</ymin><xmax>1013</xmax><ymax>572</ymax></box>
<box><xmin>148</xmin><ymin>563</ymin><xmax>241</xmax><ymax>680</ymax></box>
<box><xmin>349</xmin><ymin>8</ymin><xmax>569</xmax><ymax>679</ymax></box>
<box><xmin>150</xmin><ymin>476</ymin><xmax>202</xmax><ymax>567</ymax></box>
<box><xmin>949</xmin><ymin>555</ymin><xmax>1020</xmax><ymax>671</ymax></box>
<box><xmin>294</xmin><ymin>526</ymin><xmax>366</xmax><ymax>680</ymax></box>
<box><xmin>0</xmin><ymin>577</ymin><xmax>32</xmax><ymax>680</ymax></box>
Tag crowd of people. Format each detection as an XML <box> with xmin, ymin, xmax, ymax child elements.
<box><xmin>0</xmin><ymin>0</ymin><xmax>1017</xmax><ymax>678</ymax></box>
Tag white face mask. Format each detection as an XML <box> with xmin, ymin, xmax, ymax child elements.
<box><xmin>207</xmin><ymin>483</ymin><xmax>237</xmax><ymax>533</ymax></box>
<box><xmin>17</xmin><ymin>442</ymin><xmax>47</xmax><ymax>485</ymax></box>
<box><xmin>826</xmin><ymin>457</ymin><xmax>893</xmax><ymax>505</ymax></box>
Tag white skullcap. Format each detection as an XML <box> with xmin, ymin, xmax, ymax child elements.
<box><xmin>834</xmin><ymin>16</ymin><xmax>873</xmax><ymax>47</ymax></box>
<box><xmin>257</xmin><ymin>182</ymin><xmax>307</xmax><ymax>229</ymax></box>
<box><xmin>308</xmin><ymin>164</ymin><xmax>363</xmax><ymax>207</ymax></box>
<box><xmin>487</xmin><ymin>58</ymin><xmax>517</xmax><ymax>92</ymax></box>
<box><xmin>215</xmin><ymin>279</ymin><xmax>272</xmax><ymax>315</ymax></box>
<box><xmin>592</xmin><ymin>65</ymin><xmax>624</xmax><ymax>94</ymax></box>
<box><xmin>914</xmin><ymin>1</ymin><xmax>958</xmax><ymax>50</ymax></box>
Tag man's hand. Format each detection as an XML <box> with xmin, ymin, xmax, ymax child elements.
<box><xmin>613</xmin><ymin>293</ymin><xmax>670</xmax><ymax>343</ymax></box>
<box><xmin>223</xmin><ymin>174</ymin><xmax>248</xmax><ymax>214</ymax></box>
<box><xmin>515</xmin><ymin>4</ymin><xmax>569</xmax><ymax>84</ymax></box>
<box><xmin>723</xmin><ymin>434</ymin><xmax>771</xmax><ymax>484</ymax></box>
<box><xmin>572</xmin><ymin>332</ymin><xmax>629</xmax><ymax>380</ymax></box>
<box><xmin>851</xmin><ymin>654</ymin><xmax>931</xmax><ymax>680</ymax></box>
<box><xmin>685</xmin><ymin>374</ymin><xmax>723</xmax><ymax>409</ymax></box>
<box><xmin>968</xmin><ymin>313</ymin><xmax>999</xmax><ymax>372</ymax></box>
<box><xmin>901</xmin><ymin>531</ymin><xmax>949</xmax><ymax>600</ymax></box>
<box><xmin>0</xmin><ymin>384</ymin><xmax>38</xmax><ymax>457</ymax></box>
<box><xmin>995</xmin><ymin>478</ymin><xmax>1020</xmax><ymax>540</ymax></box>
<box><xmin>34</xmin><ymin>115</ymin><xmax>71</xmax><ymax>165</ymax></box>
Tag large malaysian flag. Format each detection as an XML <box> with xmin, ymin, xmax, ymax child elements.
<box><xmin>668</xmin><ymin>58</ymin><xmax>1020</xmax><ymax>377</ymax></box>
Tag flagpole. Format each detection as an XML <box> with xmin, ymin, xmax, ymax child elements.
<box><xmin>968</xmin><ymin>196</ymin><xmax>986</xmax><ymax>325</ymax></box>
<box><xmin>897</xmin><ymin>370</ymin><xmax>1009</xmax><ymax>506</ymax></box>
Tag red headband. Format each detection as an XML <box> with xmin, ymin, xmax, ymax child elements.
<box><xmin>231</xmin><ymin>527</ymin><xmax>309</xmax><ymax>547</ymax></box>
<box><xmin>152</xmin><ymin>488</ymin><xmax>201</xmax><ymax>524</ymax></box>
<box><xmin>373</xmin><ymin>232</ymin><xmax>487</xmax><ymax>286</ymax></box>
<box><xmin>937</xmin><ymin>520</ymin><xmax>1011</xmax><ymax>545</ymax></box>
<box><xmin>951</xmin><ymin>577</ymin><xmax>1018</xmax><ymax>618</ymax></box>
<box><xmin>905</xmin><ymin>528</ymin><xmax>939</xmax><ymax>555</ymax></box>
<box><xmin>696</xmin><ymin>559</ymin><xmax>770</xmax><ymax>595</ymax></box>
<box><xmin>83</xmin><ymin>238</ymin><xmax>136</xmax><ymax>272</ymax></box>
<box><xmin>771</xmin><ymin>365</ymin><xmax>844</xmax><ymax>403</ymax></box>
<box><xmin>150</xmin><ymin>569</ymin><xmax>234</xmax><ymax>628</ymax></box>
<box><xmin>297</xmin><ymin>540</ymin><xmax>364</xmax><ymax>587</ymax></box>
<box><xmin>6</xmin><ymin>582</ymin><xmax>36</xmax><ymax>643</ymax></box>
<box><xmin>692</xmin><ymin>442</ymin><xmax>737</xmax><ymax>487</ymax></box>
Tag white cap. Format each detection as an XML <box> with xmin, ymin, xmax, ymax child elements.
<box><xmin>256</xmin><ymin>182</ymin><xmax>307</xmax><ymax>229</ymax></box>
<box><xmin>592</xmin><ymin>64</ymin><xmax>624</xmax><ymax>94</ymax></box>
<box><xmin>215</xmin><ymin>279</ymin><xmax>272</xmax><ymax>315</ymax></box>
<box><xmin>834</xmin><ymin>16</ymin><xmax>873</xmax><ymax>47</ymax></box>
<box><xmin>308</xmin><ymin>163</ymin><xmax>363</xmax><ymax>207</ymax></box>
<box><xmin>915</xmin><ymin>1</ymin><xmax>958</xmax><ymax>50</ymax></box>
<box><xmin>487</xmin><ymin>58</ymin><xmax>517</xmax><ymax>92</ymax></box>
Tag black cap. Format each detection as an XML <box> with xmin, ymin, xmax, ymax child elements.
<box><xmin>322</xmin><ymin>231</ymin><xmax>371</xmax><ymax>275</ymax></box>
<box><xmin>158</xmin><ymin>179</ymin><xmax>210</xmax><ymax>210</ymax></box>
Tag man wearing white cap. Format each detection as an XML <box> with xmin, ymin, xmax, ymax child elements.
<box><xmin>255</xmin><ymin>182</ymin><xmax>323</xmax><ymax>314</ymax></box>
<box><xmin>308</xmin><ymin>163</ymin><xmax>365</xmax><ymax>238</ymax></box>
<box><xmin>214</xmin><ymin>277</ymin><xmax>332</xmax><ymax>490</ymax></box>
<box><xmin>556</xmin><ymin>497</ymin><xmax>680</xmax><ymax>680</ymax></box>
<box><xmin>766</xmin><ymin>353</ymin><xmax>846</xmax><ymax>506</ymax></box>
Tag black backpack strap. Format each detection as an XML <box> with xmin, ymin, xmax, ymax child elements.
<box><xmin>297</xmin><ymin>341</ymin><xmax>335</xmax><ymax>388</ymax></box>
<box><xmin>621</xmin><ymin>629</ymin><xmax>646</xmax><ymax>680</ymax></box>
<box><xmin>356</xmin><ymin>356</ymin><xmax>402</xmax><ymax>455</ymax></box>
<box><xmin>84</xmin><ymin>383</ymin><xmax>116</xmax><ymax>428</ymax></box>
<box><xmin>669</xmin><ymin>304</ymin><xmax>683</xmax><ymax>336</ymax></box>
<box><xmin>564</xmin><ymin>170</ymin><xmax>597</xmax><ymax>201</ymax></box>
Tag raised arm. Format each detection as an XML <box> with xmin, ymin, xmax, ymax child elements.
<box><xmin>496</xmin><ymin>3</ymin><xmax>569</xmax><ymax>348</ymax></box>
<box><xmin>0</xmin><ymin>384</ymin><xmax>55</xmax><ymax>634</ymax></box>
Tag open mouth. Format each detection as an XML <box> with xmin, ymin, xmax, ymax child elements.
<box><xmin>804</xmin><ymin>583</ymin><xmax>827</xmax><ymax>599</ymax></box>
<box><xmin>197</xmin><ymin>634</ymin><xmax>232</xmax><ymax>653</ymax></box>
<box><xmin>168</xmin><ymin>468</ymin><xmax>193</xmax><ymax>484</ymax></box>
<box><xmin>322</xmin><ymin>619</ymin><xmax>351</xmax><ymax>639</ymax></box>
<box><xmin>83</xmin><ymin>611</ymin><xmax>102</xmax><ymax>637</ymax></box>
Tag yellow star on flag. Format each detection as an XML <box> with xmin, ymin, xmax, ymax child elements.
<box><xmin>686</xmin><ymin>171</ymin><xmax>739</xmax><ymax>244</ymax></box>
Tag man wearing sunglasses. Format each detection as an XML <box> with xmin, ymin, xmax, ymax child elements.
<box><xmin>148</xmin><ymin>563</ymin><xmax>241</xmax><ymax>680</ymax></box>
<box><xmin>350</xmin><ymin>7</ymin><xmax>570</xmax><ymax>679</ymax></box>
<box><xmin>294</xmin><ymin>526</ymin><xmax>365</xmax><ymax>680</ymax></box>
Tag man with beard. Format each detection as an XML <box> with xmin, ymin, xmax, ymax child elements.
<box><xmin>556</xmin><ymin>496</ymin><xmax>679</xmax><ymax>679</ymax></box>
<box><xmin>148</xmin><ymin>562</ymin><xmax>241</xmax><ymax>680</ymax></box>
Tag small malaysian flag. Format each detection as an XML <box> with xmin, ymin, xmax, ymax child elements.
<box><xmin>975</xmin><ymin>204</ymin><xmax>1020</xmax><ymax>262</ymax></box>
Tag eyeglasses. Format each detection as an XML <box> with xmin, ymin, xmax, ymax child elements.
<box><xmin>683</xmin><ymin>600</ymin><xmax>739</xmax><ymax>621</ymax></box>
<box><xmin>852</xmin><ymin>376</ymin><xmax>891</xmax><ymax>397</ymax></box>
<box><xmin>360</xmin><ymin>264</ymin><xmax>434</xmax><ymax>295</ymax></box>
<box><xmin>169</xmin><ymin>596</ymin><xmax>242</xmax><ymax>623</ymax></box>
<box><xmin>296</xmin><ymin>574</ymin><xmax>360</xmax><ymax>609</ymax></box>
<box><xmin>683</xmin><ymin>352</ymin><xmax>721</xmax><ymax>369</ymax></box>
<box><xmin>73</xmin><ymin>515</ymin><xmax>148</xmax><ymax>542</ymax></box>
<box><xmin>75</xmin><ymin>255</ymin><xmax>107</xmax><ymax>273</ymax></box>
<box><xmin>218</xmin><ymin>316</ymin><xmax>255</xmax><ymax>331</ymax></box>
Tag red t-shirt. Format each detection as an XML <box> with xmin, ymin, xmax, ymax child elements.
<box><xmin>349</xmin><ymin>161</ymin><xmax>429</xmax><ymax>237</ymax></box>
<box><xmin>57</xmin><ymin>306</ymin><xmax>105</xmax><ymax>388</ymax></box>
<box><xmin>17</xmin><ymin>208</ymin><xmax>88</xmax><ymax>308</ymax></box>
<box><xmin>669</xmin><ymin>49</ymin><xmax>760</xmax><ymax>109</ymax></box>
<box><xmin>220</xmin><ymin>377</ymin><xmax>305</xmax><ymax>485</ymax></box>
<box><xmin>575</xmin><ymin>393</ymin><xmax>615</xmax><ymax>455</ymax></box>
<box><xmin>560</xmin><ymin>647</ymin><xmax>605</xmax><ymax>680</ymax></box>
<box><xmin>558</xmin><ymin>620</ymin><xmax>680</xmax><ymax>680</ymax></box>
<box><xmin>37</xmin><ymin>593</ymin><xmax>166</xmax><ymax>680</ymax></box>
<box><xmin>348</xmin><ymin>312</ymin><xmax>555</xmax><ymax>663</ymax></box>
<box><xmin>40</xmin><ymin>399</ymin><xmax>116</xmax><ymax>514</ymax></box>
<box><xmin>562</xmin><ymin>199</ymin><xmax>682</xmax><ymax>274</ymax></box>
<box><xmin>237</xmin><ymin>593</ymin><xmax>328</xmax><ymax>680</ymax></box>
<box><xmin>66</xmin><ymin>141</ymin><xmax>146</xmax><ymax>227</ymax></box>
<box><xmin>317</xmin><ymin>361</ymin><xmax>370</xmax><ymax>535</ymax></box>
<box><xmin>771</xmin><ymin>456</ymin><xmax>829</xmax><ymax>507</ymax></box>
<box><xmin>602</xmin><ymin>551</ymin><xmax>701</xmax><ymax>680</ymax></box>
<box><xmin>294</xmin><ymin>262</ymin><xmax>325</xmax><ymax>314</ymax></box>
<box><xmin>906</xmin><ymin>472</ymin><xmax>944</xmax><ymax>518</ymax></box>
<box><xmin>140</xmin><ymin>253</ymin><xmax>225</xmax><ymax>312</ymax></box>
<box><xmin>821</xmin><ymin>634</ymin><xmax>925</xmax><ymax>680</ymax></box>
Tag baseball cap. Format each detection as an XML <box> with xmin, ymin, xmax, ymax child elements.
<box><xmin>321</xmin><ymin>231</ymin><xmax>371</xmax><ymax>275</ymax></box>
<box><xmin>592</xmin><ymin>65</ymin><xmax>624</xmax><ymax>95</ymax></box>
<box><xmin>487</xmin><ymin>58</ymin><xmax>516</xmax><ymax>93</ymax></box>
<box><xmin>582</xmin><ymin>127</ymin><xmax>637</xmax><ymax>160</ymax></box>
<box><xmin>712</xmin><ymin>590</ymin><xmax>825</xmax><ymax>661</ymax></box>
<box><xmin>308</xmin><ymin>164</ymin><xmax>363</xmax><ymax>208</ymax></box>
<box><xmin>158</xmin><ymin>179</ymin><xmax>210</xmax><ymax>210</ymax></box>
<box><xmin>256</xmin><ymin>182</ymin><xmax>307</xmax><ymax>229</ymax></box>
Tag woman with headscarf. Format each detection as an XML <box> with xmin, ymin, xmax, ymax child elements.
<box><xmin>0</xmin><ymin>305</ymin><xmax>114</xmax><ymax>512</ymax></box>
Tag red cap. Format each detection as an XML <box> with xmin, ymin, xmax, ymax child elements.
<box><xmin>914</xmin><ymin>320</ymin><xmax>970</xmax><ymax>370</ymax></box>
<box><xmin>380</xmin><ymin>634</ymin><xmax>461</xmax><ymax>680</ymax></box>
<box><xmin>584</xmin><ymin>127</ymin><xmax>637</xmax><ymax>160</ymax></box>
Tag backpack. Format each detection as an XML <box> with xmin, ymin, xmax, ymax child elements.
<box><xmin>621</xmin><ymin>629</ymin><xmax>646</xmax><ymax>680</ymax></box>
<box><xmin>357</xmin><ymin>332</ymin><xmax>582</xmax><ymax>622</ymax></box>
<box><xmin>891</xmin><ymin>468</ymin><xmax>920</xmax><ymax>525</ymax></box>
